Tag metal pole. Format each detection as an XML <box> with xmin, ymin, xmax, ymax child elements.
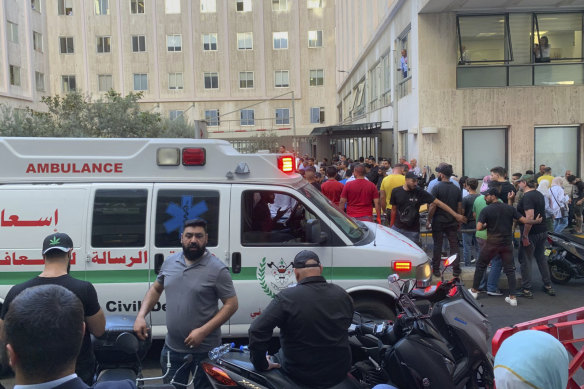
<box><xmin>291</xmin><ymin>90</ymin><xmax>297</xmax><ymax>150</ymax></box>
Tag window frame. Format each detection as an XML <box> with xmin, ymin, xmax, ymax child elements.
<box><xmin>35</xmin><ymin>71</ymin><xmax>45</xmax><ymax>91</ymax></box>
<box><xmin>98</xmin><ymin>74</ymin><xmax>113</xmax><ymax>92</ymax></box>
<box><xmin>7</xmin><ymin>22</ymin><xmax>18</xmax><ymax>43</ymax></box>
<box><xmin>58</xmin><ymin>0</ymin><xmax>73</xmax><ymax>15</ymax></box>
<box><xmin>168</xmin><ymin>72</ymin><xmax>184</xmax><ymax>90</ymax></box>
<box><xmin>533</xmin><ymin>12</ymin><xmax>583</xmax><ymax>62</ymax></box>
<box><xmin>133</xmin><ymin>73</ymin><xmax>148</xmax><ymax>91</ymax></box>
<box><xmin>310</xmin><ymin>107</ymin><xmax>325</xmax><ymax>124</ymax></box>
<box><xmin>272</xmin><ymin>0</ymin><xmax>287</xmax><ymax>12</ymax></box>
<box><xmin>308</xmin><ymin>30</ymin><xmax>323</xmax><ymax>48</ymax></box>
<box><xmin>534</xmin><ymin>126</ymin><xmax>581</xmax><ymax>177</ymax></box>
<box><xmin>132</xmin><ymin>35</ymin><xmax>146</xmax><ymax>52</ymax></box>
<box><xmin>95</xmin><ymin>0</ymin><xmax>110</xmax><ymax>15</ymax></box>
<box><xmin>33</xmin><ymin>31</ymin><xmax>43</xmax><ymax>52</ymax></box>
<box><xmin>202</xmin><ymin>33</ymin><xmax>218</xmax><ymax>51</ymax></box>
<box><xmin>165</xmin><ymin>0</ymin><xmax>180</xmax><ymax>14</ymax></box>
<box><xmin>275</xmin><ymin>108</ymin><xmax>290</xmax><ymax>125</ymax></box>
<box><xmin>205</xmin><ymin>109</ymin><xmax>220</xmax><ymax>126</ymax></box>
<box><xmin>275</xmin><ymin>70</ymin><xmax>290</xmax><ymax>88</ymax></box>
<box><xmin>61</xmin><ymin>75</ymin><xmax>76</xmax><ymax>92</ymax></box>
<box><xmin>201</xmin><ymin>0</ymin><xmax>216</xmax><ymax>13</ymax></box>
<box><xmin>240</xmin><ymin>109</ymin><xmax>255</xmax><ymax>126</ymax></box>
<box><xmin>239</xmin><ymin>71</ymin><xmax>254</xmax><ymax>89</ymax></box>
<box><xmin>204</xmin><ymin>72</ymin><xmax>219</xmax><ymax>89</ymax></box>
<box><xmin>31</xmin><ymin>0</ymin><xmax>41</xmax><ymax>12</ymax></box>
<box><xmin>96</xmin><ymin>36</ymin><xmax>111</xmax><ymax>53</ymax></box>
<box><xmin>307</xmin><ymin>0</ymin><xmax>322</xmax><ymax>9</ymax></box>
<box><xmin>273</xmin><ymin>31</ymin><xmax>288</xmax><ymax>49</ymax></box>
<box><xmin>456</xmin><ymin>14</ymin><xmax>513</xmax><ymax>65</ymax></box>
<box><xmin>237</xmin><ymin>32</ymin><xmax>253</xmax><ymax>50</ymax></box>
<box><xmin>169</xmin><ymin>110</ymin><xmax>184</xmax><ymax>121</ymax></box>
<box><xmin>236</xmin><ymin>0</ymin><xmax>252</xmax><ymax>12</ymax></box>
<box><xmin>166</xmin><ymin>34</ymin><xmax>182</xmax><ymax>52</ymax></box>
<box><xmin>309</xmin><ymin>69</ymin><xmax>324</xmax><ymax>86</ymax></box>
<box><xmin>130</xmin><ymin>0</ymin><xmax>145</xmax><ymax>14</ymax></box>
<box><xmin>9</xmin><ymin>65</ymin><xmax>21</xmax><ymax>87</ymax></box>
<box><xmin>59</xmin><ymin>36</ymin><xmax>74</xmax><ymax>54</ymax></box>
<box><xmin>462</xmin><ymin>127</ymin><xmax>509</xmax><ymax>178</ymax></box>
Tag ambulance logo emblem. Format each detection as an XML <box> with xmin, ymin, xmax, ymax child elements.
<box><xmin>257</xmin><ymin>257</ymin><xmax>294</xmax><ymax>298</ymax></box>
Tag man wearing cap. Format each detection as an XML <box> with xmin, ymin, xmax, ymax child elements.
<box><xmin>248</xmin><ymin>250</ymin><xmax>354</xmax><ymax>389</ymax></box>
<box><xmin>469</xmin><ymin>187</ymin><xmax>543</xmax><ymax>306</ymax></box>
<box><xmin>133</xmin><ymin>219</ymin><xmax>238</xmax><ymax>389</ymax></box>
<box><xmin>390</xmin><ymin>172</ymin><xmax>465</xmax><ymax>245</ymax></box>
<box><xmin>0</xmin><ymin>233</ymin><xmax>106</xmax><ymax>385</ymax></box>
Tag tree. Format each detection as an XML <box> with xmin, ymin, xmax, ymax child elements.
<box><xmin>0</xmin><ymin>91</ymin><xmax>196</xmax><ymax>138</ymax></box>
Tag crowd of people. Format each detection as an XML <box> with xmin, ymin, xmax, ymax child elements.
<box><xmin>287</xmin><ymin>146</ymin><xmax>584</xmax><ymax>307</ymax></box>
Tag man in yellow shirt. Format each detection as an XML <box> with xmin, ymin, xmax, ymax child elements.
<box><xmin>380</xmin><ymin>164</ymin><xmax>405</xmax><ymax>224</ymax></box>
<box><xmin>537</xmin><ymin>167</ymin><xmax>553</xmax><ymax>186</ymax></box>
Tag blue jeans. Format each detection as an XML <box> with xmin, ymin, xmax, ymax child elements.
<box><xmin>462</xmin><ymin>232</ymin><xmax>478</xmax><ymax>266</ymax></box>
<box><xmin>390</xmin><ymin>225</ymin><xmax>420</xmax><ymax>246</ymax></box>
<box><xmin>160</xmin><ymin>343</ymin><xmax>211</xmax><ymax>389</ymax></box>
<box><xmin>476</xmin><ymin>237</ymin><xmax>503</xmax><ymax>292</ymax></box>
<box><xmin>554</xmin><ymin>216</ymin><xmax>569</xmax><ymax>233</ymax></box>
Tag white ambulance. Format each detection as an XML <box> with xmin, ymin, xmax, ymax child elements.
<box><xmin>0</xmin><ymin>137</ymin><xmax>431</xmax><ymax>338</ymax></box>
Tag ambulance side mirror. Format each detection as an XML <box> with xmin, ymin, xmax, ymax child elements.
<box><xmin>305</xmin><ymin>219</ymin><xmax>327</xmax><ymax>244</ymax></box>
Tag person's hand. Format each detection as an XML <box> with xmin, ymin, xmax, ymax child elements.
<box><xmin>508</xmin><ymin>191</ymin><xmax>515</xmax><ymax>200</ymax></box>
<box><xmin>133</xmin><ymin>316</ymin><xmax>149</xmax><ymax>341</ymax></box>
<box><xmin>534</xmin><ymin>213</ymin><xmax>543</xmax><ymax>224</ymax></box>
<box><xmin>275</xmin><ymin>207</ymin><xmax>287</xmax><ymax>219</ymax></box>
<box><xmin>184</xmin><ymin>328</ymin><xmax>207</xmax><ymax>349</ymax></box>
<box><xmin>578</xmin><ymin>199</ymin><xmax>584</xmax><ymax>206</ymax></box>
<box><xmin>455</xmin><ymin>214</ymin><xmax>467</xmax><ymax>224</ymax></box>
<box><xmin>376</xmin><ymin>215</ymin><xmax>381</xmax><ymax>224</ymax></box>
<box><xmin>265</xmin><ymin>355</ymin><xmax>281</xmax><ymax>370</ymax></box>
<box><xmin>522</xmin><ymin>236</ymin><xmax>530</xmax><ymax>247</ymax></box>
<box><xmin>425</xmin><ymin>221</ymin><xmax>432</xmax><ymax>230</ymax></box>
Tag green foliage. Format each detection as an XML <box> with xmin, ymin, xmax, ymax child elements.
<box><xmin>0</xmin><ymin>91</ymin><xmax>197</xmax><ymax>138</ymax></box>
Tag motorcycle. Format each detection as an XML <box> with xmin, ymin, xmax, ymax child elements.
<box><xmin>92</xmin><ymin>315</ymin><xmax>195</xmax><ymax>388</ymax></box>
<box><xmin>546</xmin><ymin>231</ymin><xmax>584</xmax><ymax>284</ymax></box>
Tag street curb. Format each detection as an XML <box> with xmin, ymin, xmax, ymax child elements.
<box><xmin>441</xmin><ymin>267</ymin><xmax>522</xmax><ymax>290</ymax></box>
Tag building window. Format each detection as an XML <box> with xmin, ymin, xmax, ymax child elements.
<box><xmin>240</xmin><ymin>109</ymin><xmax>254</xmax><ymax>126</ymax></box>
<box><xmin>133</xmin><ymin>73</ymin><xmax>148</xmax><ymax>91</ymax></box>
<box><xmin>204</xmin><ymin>72</ymin><xmax>219</xmax><ymax>89</ymax></box>
<box><xmin>352</xmin><ymin>81</ymin><xmax>365</xmax><ymax>115</ymax></box>
<box><xmin>462</xmin><ymin>128</ymin><xmax>507</xmax><ymax>178</ymax></box>
<box><xmin>201</xmin><ymin>0</ymin><xmax>216</xmax><ymax>13</ymax></box>
<box><xmin>307</xmin><ymin>0</ymin><xmax>322</xmax><ymax>9</ymax></box>
<box><xmin>35</xmin><ymin>71</ymin><xmax>45</xmax><ymax>91</ymax></box>
<box><xmin>308</xmin><ymin>30</ymin><xmax>323</xmax><ymax>47</ymax></box>
<box><xmin>167</xmin><ymin>34</ymin><xmax>182</xmax><ymax>52</ymax></box>
<box><xmin>132</xmin><ymin>35</ymin><xmax>146</xmax><ymax>52</ymax></box>
<box><xmin>310</xmin><ymin>107</ymin><xmax>324</xmax><ymax>123</ymax></box>
<box><xmin>239</xmin><ymin>72</ymin><xmax>254</xmax><ymax>88</ymax></box>
<box><xmin>59</xmin><ymin>37</ymin><xmax>74</xmax><ymax>53</ymax></box>
<box><xmin>170</xmin><ymin>110</ymin><xmax>184</xmax><ymax>121</ymax></box>
<box><xmin>236</xmin><ymin>0</ymin><xmax>251</xmax><ymax>12</ymax></box>
<box><xmin>309</xmin><ymin>69</ymin><xmax>324</xmax><ymax>86</ymax></box>
<box><xmin>237</xmin><ymin>32</ymin><xmax>253</xmax><ymax>50</ymax></box>
<box><xmin>273</xmin><ymin>32</ymin><xmax>288</xmax><ymax>49</ymax></box>
<box><xmin>7</xmin><ymin>22</ymin><xmax>18</xmax><ymax>43</ymax></box>
<box><xmin>130</xmin><ymin>0</ymin><xmax>144</xmax><ymax>14</ymax></box>
<box><xmin>62</xmin><ymin>75</ymin><xmax>76</xmax><ymax>92</ymax></box>
<box><xmin>95</xmin><ymin>0</ymin><xmax>109</xmax><ymax>15</ymax></box>
<box><xmin>168</xmin><ymin>72</ymin><xmax>184</xmax><ymax>90</ymax></box>
<box><xmin>33</xmin><ymin>31</ymin><xmax>43</xmax><ymax>52</ymax></box>
<box><xmin>457</xmin><ymin>15</ymin><xmax>509</xmax><ymax>65</ymax></box>
<box><xmin>533</xmin><ymin>13</ymin><xmax>582</xmax><ymax>62</ymax></box>
<box><xmin>31</xmin><ymin>0</ymin><xmax>41</xmax><ymax>11</ymax></box>
<box><xmin>275</xmin><ymin>108</ymin><xmax>289</xmax><ymax>125</ymax></box>
<box><xmin>98</xmin><ymin>74</ymin><xmax>113</xmax><ymax>91</ymax></box>
<box><xmin>9</xmin><ymin>66</ymin><xmax>21</xmax><ymax>86</ymax></box>
<box><xmin>205</xmin><ymin>109</ymin><xmax>219</xmax><ymax>126</ymax></box>
<box><xmin>535</xmin><ymin>126</ymin><xmax>579</xmax><ymax>176</ymax></box>
<box><xmin>275</xmin><ymin>70</ymin><xmax>289</xmax><ymax>87</ymax></box>
<box><xmin>165</xmin><ymin>0</ymin><xmax>180</xmax><ymax>13</ymax></box>
<box><xmin>383</xmin><ymin>54</ymin><xmax>390</xmax><ymax>92</ymax></box>
<box><xmin>272</xmin><ymin>0</ymin><xmax>287</xmax><ymax>11</ymax></box>
<box><xmin>58</xmin><ymin>0</ymin><xmax>73</xmax><ymax>15</ymax></box>
<box><xmin>97</xmin><ymin>36</ymin><xmax>111</xmax><ymax>53</ymax></box>
<box><xmin>202</xmin><ymin>33</ymin><xmax>217</xmax><ymax>51</ymax></box>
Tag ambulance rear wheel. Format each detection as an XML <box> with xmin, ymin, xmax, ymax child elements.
<box><xmin>353</xmin><ymin>298</ymin><xmax>396</xmax><ymax>321</ymax></box>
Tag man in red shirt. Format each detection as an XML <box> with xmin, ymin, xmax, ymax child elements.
<box><xmin>321</xmin><ymin>166</ymin><xmax>344</xmax><ymax>206</ymax></box>
<box><xmin>339</xmin><ymin>164</ymin><xmax>382</xmax><ymax>222</ymax></box>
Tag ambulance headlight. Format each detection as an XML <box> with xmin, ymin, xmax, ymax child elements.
<box><xmin>157</xmin><ymin>148</ymin><xmax>180</xmax><ymax>166</ymax></box>
<box><xmin>416</xmin><ymin>261</ymin><xmax>432</xmax><ymax>288</ymax></box>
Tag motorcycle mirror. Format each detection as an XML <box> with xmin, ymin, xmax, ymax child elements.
<box><xmin>388</xmin><ymin>274</ymin><xmax>400</xmax><ymax>283</ymax></box>
<box><xmin>443</xmin><ymin>254</ymin><xmax>457</xmax><ymax>268</ymax></box>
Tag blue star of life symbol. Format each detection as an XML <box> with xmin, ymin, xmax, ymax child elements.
<box><xmin>164</xmin><ymin>196</ymin><xmax>208</xmax><ymax>237</ymax></box>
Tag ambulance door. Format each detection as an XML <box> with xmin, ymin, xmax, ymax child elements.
<box><xmin>86</xmin><ymin>184</ymin><xmax>153</xmax><ymax>320</ymax></box>
<box><xmin>229</xmin><ymin>185</ymin><xmax>333</xmax><ymax>336</ymax></box>
<box><xmin>149</xmin><ymin>184</ymin><xmax>231</xmax><ymax>338</ymax></box>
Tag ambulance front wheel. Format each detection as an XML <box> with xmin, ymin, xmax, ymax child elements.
<box><xmin>353</xmin><ymin>296</ymin><xmax>397</xmax><ymax>321</ymax></box>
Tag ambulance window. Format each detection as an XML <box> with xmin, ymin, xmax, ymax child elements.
<box><xmin>241</xmin><ymin>190</ymin><xmax>328</xmax><ymax>245</ymax></box>
<box><xmin>92</xmin><ymin>189</ymin><xmax>147</xmax><ymax>248</ymax></box>
<box><xmin>155</xmin><ymin>190</ymin><xmax>220</xmax><ymax>247</ymax></box>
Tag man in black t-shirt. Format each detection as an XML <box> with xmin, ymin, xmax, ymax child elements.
<box><xmin>390</xmin><ymin>172</ymin><xmax>465</xmax><ymax>246</ymax></box>
<box><xmin>427</xmin><ymin>164</ymin><xmax>464</xmax><ymax>277</ymax></box>
<box><xmin>469</xmin><ymin>188</ymin><xmax>542</xmax><ymax>306</ymax></box>
<box><xmin>0</xmin><ymin>233</ymin><xmax>106</xmax><ymax>385</ymax></box>
<box><xmin>516</xmin><ymin>177</ymin><xmax>555</xmax><ymax>298</ymax></box>
<box><xmin>490</xmin><ymin>166</ymin><xmax>516</xmax><ymax>203</ymax></box>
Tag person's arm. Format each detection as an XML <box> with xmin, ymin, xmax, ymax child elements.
<box><xmin>390</xmin><ymin>206</ymin><xmax>397</xmax><ymax>227</ymax></box>
<box><xmin>426</xmin><ymin>203</ymin><xmax>437</xmax><ymax>229</ymax></box>
<box><xmin>433</xmin><ymin>199</ymin><xmax>466</xmax><ymax>223</ymax></box>
<box><xmin>518</xmin><ymin>213</ymin><xmax>542</xmax><ymax>225</ymax></box>
<box><xmin>476</xmin><ymin>221</ymin><xmax>486</xmax><ymax>231</ymax></box>
<box><xmin>134</xmin><ymin>280</ymin><xmax>164</xmax><ymax>340</ymax></box>
<box><xmin>85</xmin><ymin>309</ymin><xmax>106</xmax><ymax>337</ymax></box>
<box><xmin>185</xmin><ymin>295</ymin><xmax>238</xmax><ymax>348</ymax></box>
<box><xmin>338</xmin><ymin>197</ymin><xmax>347</xmax><ymax>212</ymax></box>
<box><xmin>373</xmin><ymin>198</ymin><xmax>382</xmax><ymax>223</ymax></box>
<box><xmin>249</xmin><ymin>296</ymin><xmax>285</xmax><ymax>371</ymax></box>
<box><xmin>379</xmin><ymin>190</ymin><xmax>386</xmax><ymax>212</ymax></box>
<box><xmin>457</xmin><ymin>201</ymin><xmax>463</xmax><ymax>216</ymax></box>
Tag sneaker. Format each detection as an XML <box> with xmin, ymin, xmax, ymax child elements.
<box><xmin>487</xmin><ymin>290</ymin><xmax>503</xmax><ymax>296</ymax></box>
<box><xmin>517</xmin><ymin>289</ymin><xmax>533</xmax><ymax>299</ymax></box>
<box><xmin>470</xmin><ymin>258</ymin><xmax>476</xmax><ymax>264</ymax></box>
<box><xmin>543</xmin><ymin>286</ymin><xmax>556</xmax><ymax>296</ymax></box>
<box><xmin>468</xmin><ymin>288</ymin><xmax>478</xmax><ymax>299</ymax></box>
<box><xmin>505</xmin><ymin>296</ymin><xmax>518</xmax><ymax>307</ymax></box>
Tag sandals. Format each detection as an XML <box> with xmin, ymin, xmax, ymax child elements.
<box><xmin>543</xmin><ymin>286</ymin><xmax>556</xmax><ymax>296</ymax></box>
<box><xmin>519</xmin><ymin>289</ymin><xmax>533</xmax><ymax>298</ymax></box>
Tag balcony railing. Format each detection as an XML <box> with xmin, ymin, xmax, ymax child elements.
<box><xmin>457</xmin><ymin>62</ymin><xmax>584</xmax><ymax>88</ymax></box>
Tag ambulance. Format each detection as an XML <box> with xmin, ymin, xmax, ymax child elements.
<box><xmin>0</xmin><ymin>137</ymin><xmax>431</xmax><ymax>338</ymax></box>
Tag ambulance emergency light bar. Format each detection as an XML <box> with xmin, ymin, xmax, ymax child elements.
<box><xmin>156</xmin><ymin>148</ymin><xmax>206</xmax><ymax>166</ymax></box>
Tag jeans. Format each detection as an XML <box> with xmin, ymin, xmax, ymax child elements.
<box><xmin>391</xmin><ymin>225</ymin><xmax>420</xmax><ymax>246</ymax></box>
<box><xmin>461</xmin><ymin>232</ymin><xmax>478</xmax><ymax>266</ymax></box>
<box><xmin>472</xmin><ymin>240</ymin><xmax>516</xmax><ymax>295</ymax></box>
<box><xmin>554</xmin><ymin>216</ymin><xmax>569</xmax><ymax>233</ymax></box>
<box><xmin>160</xmin><ymin>343</ymin><xmax>211</xmax><ymax>389</ymax></box>
<box><xmin>476</xmin><ymin>237</ymin><xmax>503</xmax><ymax>292</ymax></box>
<box><xmin>432</xmin><ymin>228</ymin><xmax>461</xmax><ymax>275</ymax></box>
<box><xmin>518</xmin><ymin>230</ymin><xmax>552</xmax><ymax>290</ymax></box>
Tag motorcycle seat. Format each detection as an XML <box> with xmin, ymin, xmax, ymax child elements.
<box><xmin>552</xmin><ymin>232</ymin><xmax>584</xmax><ymax>247</ymax></box>
<box><xmin>96</xmin><ymin>368</ymin><xmax>137</xmax><ymax>383</ymax></box>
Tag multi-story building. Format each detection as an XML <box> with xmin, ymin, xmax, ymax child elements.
<box><xmin>0</xmin><ymin>0</ymin><xmax>49</xmax><ymax>110</ymax></box>
<box><xmin>333</xmin><ymin>0</ymin><xmax>584</xmax><ymax>177</ymax></box>
<box><xmin>0</xmin><ymin>0</ymin><xmax>336</xmax><ymax>154</ymax></box>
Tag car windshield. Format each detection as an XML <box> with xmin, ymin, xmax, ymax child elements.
<box><xmin>297</xmin><ymin>182</ymin><xmax>364</xmax><ymax>243</ymax></box>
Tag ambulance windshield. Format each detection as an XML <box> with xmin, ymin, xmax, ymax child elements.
<box><xmin>298</xmin><ymin>183</ymin><xmax>364</xmax><ymax>243</ymax></box>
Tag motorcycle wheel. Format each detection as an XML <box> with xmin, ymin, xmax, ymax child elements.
<box><xmin>353</xmin><ymin>298</ymin><xmax>396</xmax><ymax>321</ymax></box>
<box><xmin>549</xmin><ymin>261</ymin><xmax>572</xmax><ymax>285</ymax></box>
<box><xmin>466</xmin><ymin>355</ymin><xmax>494</xmax><ymax>389</ymax></box>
